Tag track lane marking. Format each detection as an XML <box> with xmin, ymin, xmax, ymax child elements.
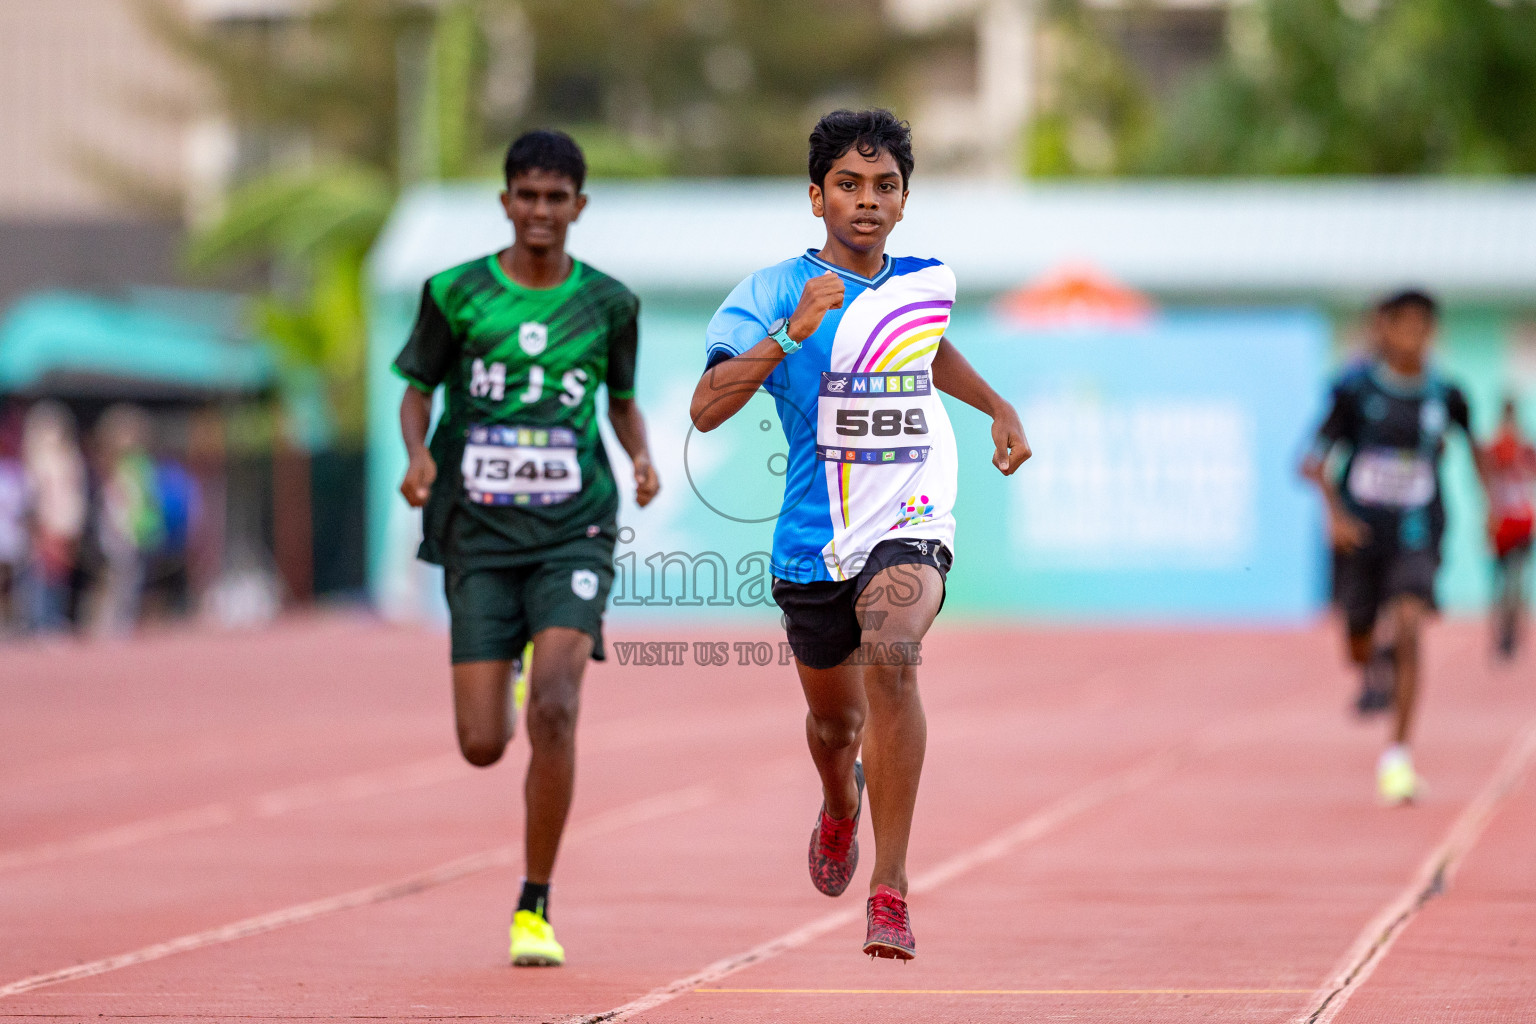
<box><xmin>0</xmin><ymin>804</ymin><xmax>239</xmax><ymax>874</ymax></box>
<box><xmin>1300</xmin><ymin>717</ymin><xmax>1536</xmax><ymax>1024</ymax></box>
<box><xmin>0</xmin><ymin>755</ymin><xmax>471</xmax><ymax>874</ymax></box>
<box><xmin>697</xmin><ymin>987</ymin><xmax>1311</xmax><ymax>995</ymax></box>
<box><xmin>0</xmin><ymin>720</ymin><xmax>430</xmax><ymax>795</ymax></box>
<box><xmin>0</xmin><ymin>779</ymin><xmax>727</xmax><ymax>1000</ymax></box>
<box><xmin>0</xmin><ymin>702</ymin><xmax>795</xmax><ymax>874</ymax></box>
<box><xmin>571</xmin><ymin>743</ymin><xmax>1199</xmax><ymax>1023</ymax></box>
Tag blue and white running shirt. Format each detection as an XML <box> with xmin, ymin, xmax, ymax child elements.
<box><xmin>706</xmin><ymin>249</ymin><xmax>959</xmax><ymax>583</ymax></box>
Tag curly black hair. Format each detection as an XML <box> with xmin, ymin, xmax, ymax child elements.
<box><xmin>808</xmin><ymin>109</ymin><xmax>914</xmax><ymax>190</ymax></box>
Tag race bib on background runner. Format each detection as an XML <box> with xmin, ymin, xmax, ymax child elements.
<box><xmin>1347</xmin><ymin>448</ymin><xmax>1435</xmax><ymax>508</ymax></box>
<box><xmin>462</xmin><ymin>424</ymin><xmax>581</xmax><ymax>506</ymax></box>
<box><xmin>815</xmin><ymin>371</ymin><xmax>934</xmax><ymax>466</ymax></box>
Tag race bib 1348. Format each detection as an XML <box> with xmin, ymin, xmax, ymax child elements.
<box><xmin>462</xmin><ymin>424</ymin><xmax>581</xmax><ymax>506</ymax></box>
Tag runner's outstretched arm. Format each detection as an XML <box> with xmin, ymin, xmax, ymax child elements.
<box><xmin>691</xmin><ymin>271</ymin><xmax>845</xmax><ymax>432</ymax></box>
<box><xmin>1450</xmin><ymin>392</ymin><xmax>1489</xmax><ymax>484</ymax></box>
<box><xmin>607</xmin><ymin>397</ymin><xmax>660</xmax><ymax>507</ymax></box>
<box><xmin>1299</xmin><ymin>452</ymin><xmax>1369</xmax><ymax>551</ymax></box>
<box><xmin>1300</xmin><ymin>386</ymin><xmax>1374</xmax><ymax>554</ymax></box>
<box><xmin>929</xmin><ymin>337</ymin><xmax>1030</xmax><ymax>475</ymax></box>
<box><xmin>690</xmin><ymin>343</ymin><xmax>787</xmax><ymax>432</ymax></box>
<box><xmin>399</xmin><ymin>385</ymin><xmax>436</xmax><ymax>508</ymax></box>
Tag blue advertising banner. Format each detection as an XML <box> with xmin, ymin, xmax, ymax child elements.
<box><xmin>941</xmin><ymin>309</ymin><xmax>1328</xmax><ymax>621</ymax></box>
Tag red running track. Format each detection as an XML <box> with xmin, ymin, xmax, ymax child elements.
<box><xmin>1</xmin><ymin>613</ymin><xmax>1533</xmax><ymax>1022</ymax></box>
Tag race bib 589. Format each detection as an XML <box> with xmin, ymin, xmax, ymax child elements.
<box><xmin>816</xmin><ymin>371</ymin><xmax>933</xmax><ymax>466</ymax></box>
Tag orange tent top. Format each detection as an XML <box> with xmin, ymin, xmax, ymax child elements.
<box><xmin>994</xmin><ymin>264</ymin><xmax>1154</xmax><ymax>328</ymax></box>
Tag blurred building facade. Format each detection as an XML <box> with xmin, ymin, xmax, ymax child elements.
<box><xmin>0</xmin><ymin>2</ymin><xmax>188</xmax><ymax>310</ymax></box>
<box><xmin>0</xmin><ymin>1</ymin><xmax>198</xmax><ymax>221</ymax></box>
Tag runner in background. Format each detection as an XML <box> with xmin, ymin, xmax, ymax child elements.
<box><xmin>1482</xmin><ymin>397</ymin><xmax>1536</xmax><ymax>659</ymax></box>
<box><xmin>1301</xmin><ymin>289</ymin><xmax>1481</xmax><ymax>805</ymax></box>
<box><xmin>395</xmin><ymin>130</ymin><xmax>659</xmax><ymax>967</ymax></box>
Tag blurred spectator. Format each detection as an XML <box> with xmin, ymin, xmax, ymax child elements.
<box><xmin>88</xmin><ymin>404</ymin><xmax>164</xmax><ymax>637</ymax></box>
<box><xmin>19</xmin><ymin>402</ymin><xmax>87</xmax><ymax>633</ymax></box>
<box><xmin>144</xmin><ymin>457</ymin><xmax>201</xmax><ymax>619</ymax></box>
<box><xmin>1483</xmin><ymin>397</ymin><xmax>1536</xmax><ymax>659</ymax></box>
<box><xmin>0</xmin><ymin>420</ymin><xmax>24</xmax><ymax>632</ymax></box>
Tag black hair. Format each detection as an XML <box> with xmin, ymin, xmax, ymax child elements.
<box><xmin>808</xmin><ymin>109</ymin><xmax>914</xmax><ymax>189</ymax></box>
<box><xmin>1376</xmin><ymin>288</ymin><xmax>1439</xmax><ymax>321</ymax></box>
<box><xmin>504</xmin><ymin>130</ymin><xmax>586</xmax><ymax>191</ymax></box>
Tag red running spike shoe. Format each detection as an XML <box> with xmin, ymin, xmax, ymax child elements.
<box><xmin>808</xmin><ymin>760</ymin><xmax>864</xmax><ymax>897</ymax></box>
<box><xmin>863</xmin><ymin>884</ymin><xmax>916</xmax><ymax>960</ymax></box>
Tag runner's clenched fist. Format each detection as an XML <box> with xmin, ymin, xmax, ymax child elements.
<box><xmin>788</xmin><ymin>271</ymin><xmax>845</xmax><ymax>342</ymax></box>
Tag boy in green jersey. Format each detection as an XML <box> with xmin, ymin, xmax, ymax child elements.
<box><xmin>394</xmin><ymin>131</ymin><xmax>659</xmax><ymax>966</ymax></box>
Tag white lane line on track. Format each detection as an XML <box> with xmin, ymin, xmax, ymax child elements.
<box><xmin>0</xmin><ymin>803</ymin><xmax>238</xmax><ymax>874</ymax></box>
<box><xmin>0</xmin><ymin>755</ymin><xmax>472</xmax><ymax>874</ymax></box>
<box><xmin>570</xmin><ymin>743</ymin><xmax>1193</xmax><ymax>1024</ymax></box>
<box><xmin>0</xmin><ymin>704</ymin><xmax>796</xmax><ymax>875</ymax></box>
<box><xmin>0</xmin><ymin>780</ymin><xmax>722</xmax><ymax>1000</ymax></box>
<box><xmin>250</xmin><ymin>755</ymin><xmax>469</xmax><ymax>817</ymax></box>
<box><xmin>1300</xmin><ymin>717</ymin><xmax>1536</xmax><ymax>1024</ymax></box>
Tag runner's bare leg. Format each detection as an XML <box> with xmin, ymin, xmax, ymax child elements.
<box><xmin>797</xmin><ymin>663</ymin><xmax>866</xmax><ymax>821</ymax></box>
<box><xmin>522</xmin><ymin>626</ymin><xmax>593</xmax><ymax>884</ymax></box>
<box><xmin>1391</xmin><ymin>596</ymin><xmax>1429</xmax><ymax>745</ymax></box>
<box><xmin>854</xmin><ymin>563</ymin><xmax>943</xmax><ymax>896</ymax></box>
<box><xmin>452</xmin><ymin>660</ymin><xmax>515</xmax><ymax>766</ymax></box>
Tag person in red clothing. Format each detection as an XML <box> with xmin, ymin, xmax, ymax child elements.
<box><xmin>1483</xmin><ymin>397</ymin><xmax>1536</xmax><ymax>658</ymax></box>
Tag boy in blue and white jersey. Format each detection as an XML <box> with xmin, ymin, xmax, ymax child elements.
<box><xmin>705</xmin><ymin>244</ymin><xmax>961</xmax><ymax>584</ymax></box>
<box><xmin>691</xmin><ymin>109</ymin><xmax>1030</xmax><ymax>960</ymax></box>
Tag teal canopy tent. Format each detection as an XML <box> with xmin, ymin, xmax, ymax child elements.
<box><xmin>0</xmin><ymin>291</ymin><xmax>276</xmax><ymax>401</ymax></box>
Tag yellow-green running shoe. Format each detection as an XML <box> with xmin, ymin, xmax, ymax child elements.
<box><xmin>507</xmin><ymin>642</ymin><xmax>531</xmax><ymax>739</ymax></box>
<box><xmin>509</xmin><ymin>908</ymin><xmax>564</xmax><ymax>966</ymax></box>
<box><xmin>1377</xmin><ymin>748</ymin><xmax>1420</xmax><ymax>806</ymax></box>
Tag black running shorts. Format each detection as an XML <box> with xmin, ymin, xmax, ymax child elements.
<box><xmin>1335</xmin><ymin>544</ymin><xmax>1439</xmax><ymax>638</ymax></box>
<box><xmin>771</xmin><ymin>538</ymin><xmax>952</xmax><ymax>670</ymax></box>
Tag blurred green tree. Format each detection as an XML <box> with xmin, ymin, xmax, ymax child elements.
<box><xmin>520</xmin><ymin>0</ymin><xmax>922</xmax><ymax>176</ymax></box>
<box><xmin>1028</xmin><ymin>0</ymin><xmax>1155</xmax><ymax>176</ymax></box>
<box><xmin>1149</xmin><ymin>0</ymin><xmax>1536</xmax><ymax>175</ymax></box>
<box><xmin>1034</xmin><ymin>0</ymin><xmax>1536</xmax><ymax>177</ymax></box>
<box><xmin>142</xmin><ymin>0</ymin><xmax>471</xmax><ymax>440</ymax></box>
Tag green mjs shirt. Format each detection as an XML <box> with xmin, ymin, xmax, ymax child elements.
<box><xmin>393</xmin><ymin>253</ymin><xmax>639</xmax><ymax>569</ymax></box>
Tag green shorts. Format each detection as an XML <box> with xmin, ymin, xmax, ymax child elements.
<box><xmin>443</xmin><ymin>534</ymin><xmax>615</xmax><ymax>665</ymax></box>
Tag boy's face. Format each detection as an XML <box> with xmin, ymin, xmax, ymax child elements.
<box><xmin>810</xmin><ymin>146</ymin><xmax>907</xmax><ymax>254</ymax></box>
<box><xmin>1375</xmin><ymin>306</ymin><xmax>1435</xmax><ymax>369</ymax></box>
<box><xmin>500</xmin><ymin>168</ymin><xmax>586</xmax><ymax>253</ymax></box>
